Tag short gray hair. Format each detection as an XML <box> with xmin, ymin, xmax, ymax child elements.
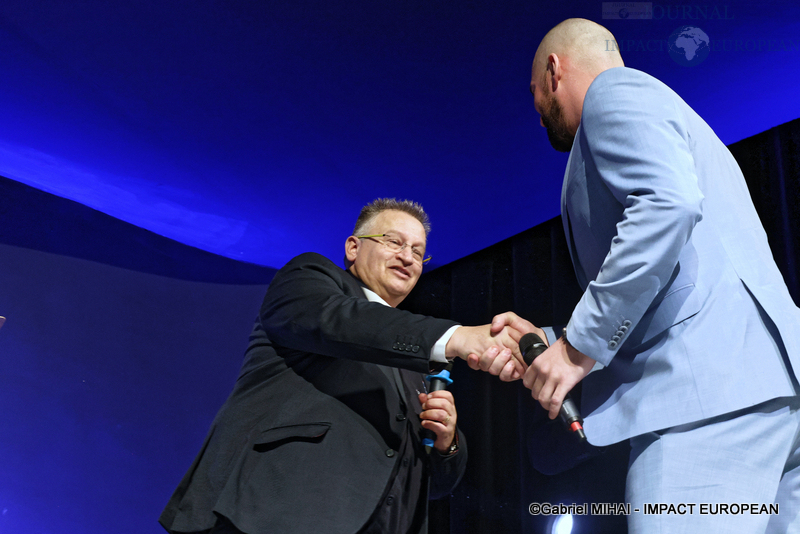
<box><xmin>352</xmin><ymin>198</ymin><xmax>431</xmax><ymax>236</ymax></box>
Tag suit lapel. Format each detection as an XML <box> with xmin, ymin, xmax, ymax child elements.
<box><xmin>344</xmin><ymin>268</ymin><xmax>411</xmax><ymax>406</ymax></box>
<box><xmin>384</xmin><ymin>366</ymin><xmax>409</xmax><ymax>406</ymax></box>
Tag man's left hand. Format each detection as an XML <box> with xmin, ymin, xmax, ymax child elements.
<box><xmin>523</xmin><ymin>336</ymin><xmax>596</xmax><ymax>419</ymax></box>
<box><xmin>419</xmin><ymin>390</ymin><xmax>457</xmax><ymax>454</ymax></box>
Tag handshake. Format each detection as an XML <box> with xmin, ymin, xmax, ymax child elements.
<box><xmin>445</xmin><ymin>312</ymin><xmax>596</xmax><ymax>422</ymax></box>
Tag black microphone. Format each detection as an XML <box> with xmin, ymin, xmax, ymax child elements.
<box><xmin>421</xmin><ymin>362</ymin><xmax>454</xmax><ymax>454</ymax></box>
<box><xmin>520</xmin><ymin>332</ymin><xmax>586</xmax><ymax>441</ymax></box>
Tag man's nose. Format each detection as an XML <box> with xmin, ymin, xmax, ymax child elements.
<box><xmin>397</xmin><ymin>245</ymin><xmax>415</xmax><ymax>263</ymax></box>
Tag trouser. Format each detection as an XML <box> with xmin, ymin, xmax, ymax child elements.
<box><xmin>626</xmin><ymin>396</ymin><xmax>800</xmax><ymax>534</ymax></box>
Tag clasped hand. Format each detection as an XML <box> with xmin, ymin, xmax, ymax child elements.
<box><xmin>445</xmin><ymin>311</ymin><xmax>542</xmax><ymax>381</ymax></box>
<box><xmin>455</xmin><ymin>312</ymin><xmax>596</xmax><ymax>420</ymax></box>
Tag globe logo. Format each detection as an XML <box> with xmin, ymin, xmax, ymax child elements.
<box><xmin>668</xmin><ymin>26</ymin><xmax>710</xmax><ymax>67</ymax></box>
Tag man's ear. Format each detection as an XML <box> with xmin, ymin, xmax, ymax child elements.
<box><xmin>547</xmin><ymin>52</ymin><xmax>562</xmax><ymax>93</ymax></box>
<box><xmin>344</xmin><ymin>236</ymin><xmax>360</xmax><ymax>264</ymax></box>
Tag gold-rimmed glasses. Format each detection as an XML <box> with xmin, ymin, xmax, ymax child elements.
<box><xmin>356</xmin><ymin>233</ymin><xmax>432</xmax><ymax>265</ymax></box>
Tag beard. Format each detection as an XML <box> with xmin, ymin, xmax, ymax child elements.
<box><xmin>540</xmin><ymin>91</ymin><xmax>575</xmax><ymax>153</ymax></box>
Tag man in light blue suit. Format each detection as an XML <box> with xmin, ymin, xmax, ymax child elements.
<box><xmin>478</xmin><ymin>18</ymin><xmax>800</xmax><ymax>532</ymax></box>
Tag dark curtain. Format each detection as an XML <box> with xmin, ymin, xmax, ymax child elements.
<box><xmin>728</xmin><ymin>118</ymin><xmax>800</xmax><ymax>304</ymax></box>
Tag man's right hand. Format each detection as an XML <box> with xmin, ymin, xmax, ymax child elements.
<box><xmin>467</xmin><ymin>345</ymin><xmax>523</xmax><ymax>381</ymax></box>
<box><xmin>445</xmin><ymin>312</ymin><xmax>544</xmax><ymax>381</ymax></box>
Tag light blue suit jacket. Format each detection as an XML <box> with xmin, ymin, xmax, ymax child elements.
<box><xmin>562</xmin><ymin>67</ymin><xmax>800</xmax><ymax>446</ymax></box>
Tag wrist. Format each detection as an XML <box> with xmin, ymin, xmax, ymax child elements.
<box><xmin>437</xmin><ymin>432</ymin><xmax>459</xmax><ymax>456</ymax></box>
<box><xmin>562</xmin><ymin>327</ymin><xmax>597</xmax><ymax>372</ymax></box>
<box><xmin>444</xmin><ymin>326</ymin><xmax>470</xmax><ymax>361</ymax></box>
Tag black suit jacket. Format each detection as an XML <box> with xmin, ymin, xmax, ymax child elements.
<box><xmin>159</xmin><ymin>253</ymin><xmax>466</xmax><ymax>534</ymax></box>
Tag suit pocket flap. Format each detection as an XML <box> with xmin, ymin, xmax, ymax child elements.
<box><xmin>633</xmin><ymin>284</ymin><xmax>702</xmax><ymax>347</ymax></box>
<box><xmin>257</xmin><ymin>422</ymin><xmax>331</xmax><ymax>445</ymax></box>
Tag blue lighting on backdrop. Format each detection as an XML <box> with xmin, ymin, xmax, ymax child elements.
<box><xmin>0</xmin><ymin>1</ymin><xmax>798</xmax><ymax>269</ymax></box>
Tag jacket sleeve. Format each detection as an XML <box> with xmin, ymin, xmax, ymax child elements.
<box><xmin>428</xmin><ymin>427</ymin><xmax>468</xmax><ymax>500</ymax></box>
<box><xmin>259</xmin><ymin>252</ymin><xmax>459</xmax><ymax>372</ymax></box>
<box><xmin>567</xmin><ymin>69</ymin><xmax>704</xmax><ymax>366</ymax></box>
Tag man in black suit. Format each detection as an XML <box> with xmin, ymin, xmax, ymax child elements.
<box><xmin>159</xmin><ymin>198</ymin><xmax>529</xmax><ymax>534</ymax></box>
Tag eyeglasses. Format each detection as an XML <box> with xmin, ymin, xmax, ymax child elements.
<box><xmin>356</xmin><ymin>233</ymin><xmax>432</xmax><ymax>265</ymax></box>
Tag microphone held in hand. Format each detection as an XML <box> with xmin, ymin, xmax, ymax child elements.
<box><xmin>422</xmin><ymin>362</ymin><xmax>454</xmax><ymax>454</ymax></box>
<box><xmin>520</xmin><ymin>332</ymin><xmax>586</xmax><ymax>442</ymax></box>
<box><xmin>520</xmin><ymin>333</ymin><xmax>547</xmax><ymax>366</ymax></box>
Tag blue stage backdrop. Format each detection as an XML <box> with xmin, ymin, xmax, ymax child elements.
<box><xmin>0</xmin><ymin>116</ymin><xmax>798</xmax><ymax>533</ymax></box>
<box><xmin>1</xmin><ymin>1</ymin><xmax>798</xmax><ymax>270</ymax></box>
<box><xmin>0</xmin><ymin>177</ymin><xmax>276</xmax><ymax>534</ymax></box>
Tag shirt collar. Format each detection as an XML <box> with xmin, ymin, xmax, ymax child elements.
<box><xmin>362</xmin><ymin>287</ymin><xmax>390</xmax><ymax>307</ymax></box>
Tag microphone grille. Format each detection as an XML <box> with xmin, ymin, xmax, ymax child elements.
<box><xmin>519</xmin><ymin>332</ymin><xmax>538</xmax><ymax>357</ymax></box>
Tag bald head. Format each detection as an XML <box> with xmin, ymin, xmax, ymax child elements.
<box><xmin>529</xmin><ymin>19</ymin><xmax>624</xmax><ymax>151</ymax></box>
<box><xmin>533</xmin><ymin>18</ymin><xmax>623</xmax><ymax>85</ymax></box>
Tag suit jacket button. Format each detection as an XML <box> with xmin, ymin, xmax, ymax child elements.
<box><xmin>612</xmin><ymin>335</ymin><xmax>621</xmax><ymax>343</ymax></box>
<box><xmin>396</xmin><ymin>413</ymin><xmax>406</xmax><ymax>421</ymax></box>
<box><xmin>608</xmin><ymin>340</ymin><xmax>618</xmax><ymax>349</ymax></box>
<box><xmin>622</xmin><ymin>320</ymin><xmax>632</xmax><ymax>327</ymax></box>
<box><xmin>386</xmin><ymin>449</ymin><xmax>396</xmax><ymax>457</ymax></box>
<box><xmin>397</xmin><ymin>343</ymin><xmax>406</xmax><ymax>350</ymax></box>
<box><xmin>386</xmin><ymin>495</ymin><xmax>395</xmax><ymax>505</ymax></box>
<box><xmin>619</xmin><ymin>325</ymin><xmax>628</xmax><ymax>333</ymax></box>
<box><xmin>405</xmin><ymin>345</ymin><xmax>412</xmax><ymax>352</ymax></box>
<box><xmin>392</xmin><ymin>343</ymin><xmax>399</xmax><ymax>349</ymax></box>
<box><xmin>412</xmin><ymin>345</ymin><xmax>420</xmax><ymax>353</ymax></box>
